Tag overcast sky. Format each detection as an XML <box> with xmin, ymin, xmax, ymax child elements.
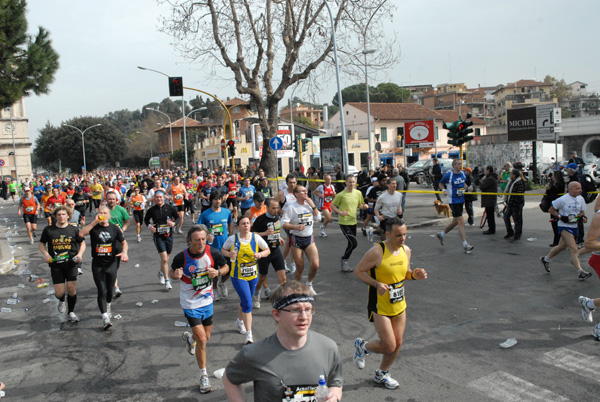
<box><xmin>23</xmin><ymin>0</ymin><xmax>600</xmax><ymax>143</ymax></box>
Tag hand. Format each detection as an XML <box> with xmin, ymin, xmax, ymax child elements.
<box><xmin>172</xmin><ymin>267</ymin><xmax>184</xmax><ymax>279</ymax></box>
<box><xmin>265</xmin><ymin>227</ymin><xmax>275</xmax><ymax>235</ymax></box>
<box><xmin>340</xmin><ymin>211</ymin><xmax>349</xmax><ymax>216</ymax></box>
<box><xmin>412</xmin><ymin>268</ymin><xmax>427</xmax><ymax>280</ymax></box>
<box><xmin>254</xmin><ymin>252</ymin><xmax>262</xmax><ymax>260</ymax></box>
<box><xmin>149</xmin><ymin>225</ymin><xmax>157</xmax><ymax>233</ymax></box>
<box><xmin>442</xmin><ymin>189</ymin><xmax>448</xmax><ymax>195</ymax></box>
<box><xmin>298</xmin><ymin>224</ymin><xmax>306</xmax><ymax>231</ymax></box>
<box><xmin>44</xmin><ymin>254</ymin><xmax>53</xmax><ymax>263</ymax></box>
<box><xmin>72</xmin><ymin>255</ymin><xmax>81</xmax><ymax>263</ymax></box>
<box><xmin>207</xmin><ymin>267</ymin><xmax>219</xmax><ymax>279</ymax></box>
<box><xmin>167</xmin><ymin>220</ymin><xmax>175</xmax><ymax>227</ymax></box>
<box><xmin>376</xmin><ymin>282</ymin><xmax>389</xmax><ymax>295</ymax></box>
<box><xmin>117</xmin><ymin>251</ymin><xmax>129</xmax><ymax>263</ymax></box>
<box><xmin>207</xmin><ymin>234</ymin><xmax>214</xmax><ymax>243</ymax></box>
<box><xmin>279</xmin><ymin>238</ymin><xmax>285</xmax><ymax>246</ymax></box>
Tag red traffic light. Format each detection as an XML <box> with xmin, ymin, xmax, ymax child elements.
<box><xmin>227</xmin><ymin>140</ymin><xmax>235</xmax><ymax>147</ymax></box>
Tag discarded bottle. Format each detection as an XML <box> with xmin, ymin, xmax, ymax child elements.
<box><xmin>17</xmin><ymin>283</ymin><xmax>25</xmax><ymax>288</ymax></box>
<box><xmin>231</xmin><ymin>246</ymin><xmax>239</xmax><ymax>263</ymax></box>
<box><xmin>151</xmin><ymin>299</ymin><xmax>159</xmax><ymax>304</ymax></box>
<box><xmin>526</xmin><ymin>238</ymin><xmax>537</xmax><ymax>242</ymax></box>
<box><xmin>1</xmin><ymin>307</ymin><xmax>12</xmax><ymax>313</ymax></box>
<box><xmin>6</xmin><ymin>298</ymin><xmax>18</xmax><ymax>305</ymax></box>
<box><xmin>37</xmin><ymin>282</ymin><xmax>49</xmax><ymax>288</ymax></box>
<box><xmin>114</xmin><ymin>314</ymin><xmax>122</xmax><ymax>320</ymax></box>
<box><xmin>12</xmin><ymin>292</ymin><xmax>18</xmax><ymax>299</ymax></box>
<box><xmin>135</xmin><ymin>302</ymin><xmax>143</xmax><ymax>307</ymax></box>
<box><xmin>500</xmin><ymin>338</ymin><xmax>518</xmax><ymax>348</ymax></box>
<box><xmin>213</xmin><ymin>368</ymin><xmax>225</xmax><ymax>379</ymax></box>
<box><xmin>314</xmin><ymin>375</ymin><xmax>328</xmax><ymax>402</ymax></box>
<box><xmin>174</xmin><ymin>321</ymin><xmax>189</xmax><ymax>327</ymax></box>
<box><xmin>42</xmin><ymin>298</ymin><xmax>51</xmax><ymax>304</ymax></box>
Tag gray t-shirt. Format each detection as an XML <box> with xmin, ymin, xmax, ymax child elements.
<box><xmin>391</xmin><ymin>174</ymin><xmax>405</xmax><ymax>191</ymax></box>
<box><xmin>375</xmin><ymin>190</ymin><xmax>403</xmax><ymax>219</ymax></box>
<box><xmin>226</xmin><ymin>331</ymin><xmax>343</xmax><ymax>402</ymax></box>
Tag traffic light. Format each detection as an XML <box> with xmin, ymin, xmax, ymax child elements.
<box><xmin>227</xmin><ymin>139</ymin><xmax>236</xmax><ymax>157</ymax></box>
<box><xmin>444</xmin><ymin>120</ymin><xmax>463</xmax><ymax>146</ymax></box>
<box><xmin>301</xmin><ymin>139</ymin><xmax>309</xmax><ymax>152</ymax></box>
<box><xmin>168</xmin><ymin>77</ymin><xmax>183</xmax><ymax>97</ymax></box>
<box><xmin>458</xmin><ymin>114</ymin><xmax>474</xmax><ymax>143</ymax></box>
<box><xmin>294</xmin><ymin>138</ymin><xmax>299</xmax><ymax>154</ymax></box>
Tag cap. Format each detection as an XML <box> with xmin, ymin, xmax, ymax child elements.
<box><xmin>566</xmin><ymin>163</ymin><xmax>578</xmax><ymax>170</ymax></box>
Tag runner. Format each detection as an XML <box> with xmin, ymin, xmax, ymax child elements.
<box><xmin>251</xmin><ymin>198</ymin><xmax>286</xmax><ymax>309</ymax></box>
<box><xmin>38</xmin><ymin>206</ymin><xmax>86</xmax><ymax>323</ymax></box>
<box><xmin>222</xmin><ymin>216</ymin><xmax>271</xmax><ymax>345</ymax></box>
<box><xmin>71</xmin><ymin>187</ymin><xmax>89</xmax><ymax>227</ymax></box>
<box><xmin>8</xmin><ymin>178</ymin><xmax>18</xmax><ymax>205</ymax></box>
<box><xmin>129</xmin><ymin>186</ymin><xmax>146</xmax><ymax>242</ymax></box>
<box><xmin>226</xmin><ymin>172</ymin><xmax>240</xmax><ymax>221</ymax></box>
<box><xmin>171</xmin><ymin>224</ymin><xmax>229</xmax><ymax>394</ymax></box>
<box><xmin>144</xmin><ymin>190</ymin><xmax>180</xmax><ymax>291</ymax></box>
<box><xmin>198</xmin><ymin>190</ymin><xmax>233</xmax><ymax>301</ymax></box>
<box><xmin>331</xmin><ymin>175</ymin><xmax>369</xmax><ymax>272</ymax></box>
<box><xmin>314</xmin><ymin>174</ymin><xmax>336</xmax><ymax>238</ymax></box>
<box><xmin>245</xmin><ymin>191</ymin><xmax>266</xmax><ymax>224</ymax></box>
<box><xmin>256</xmin><ymin>177</ymin><xmax>273</xmax><ymax>198</ymax></box>
<box><xmin>40</xmin><ymin>186</ymin><xmax>53</xmax><ymax>225</ymax></box>
<box><xmin>281</xmin><ymin>185</ymin><xmax>321</xmax><ymax>295</ymax></box>
<box><xmin>167</xmin><ymin>175</ymin><xmax>188</xmax><ymax>234</ymax></box>
<box><xmin>79</xmin><ymin>206</ymin><xmax>129</xmax><ymax>330</ymax></box>
<box><xmin>353</xmin><ymin>217</ymin><xmax>428</xmax><ymax>389</ymax></box>
<box><xmin>276</xmin><ymin>174</ymin><xmax>298</xmax><ymax>274</ymax></box>
<box><xmin>198</xmin><ymin>177</ymin><xmax>214</xmax><ymax>213</ymax></box>
<box><xmin>374</xmin><ymin>178</ymin><xmax>403</xmax><ymax>241</ymax></box>
<box><xmin>183</xmin><ymin>177</ymin><xmax>196</xmax><ymax>222</ymax></box>
<box><xmin>17</xmin><ymin>186</ymin><xmax>40</xmax><ymax>244</ymax></box>
<box><xmin>90</xmin><ymin>178</ymin><xmax>104</xmax><ymax>214</ymax></box>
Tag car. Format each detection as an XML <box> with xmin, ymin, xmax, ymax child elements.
<box><xmin>347</xmin><ymin>165</ymin><xmax>359</xmax><ymax>176</ymax></box>
<box><xmin>406</xmin><ymin>158</ymin><xmax>454</xmax><ymax>183</ymax></box>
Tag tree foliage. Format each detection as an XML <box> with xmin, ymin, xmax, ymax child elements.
<box><xmin>0</xmin><ymin>0</ymin><xmax>59</xmax><ymax>109</ymax></box>
<box><xmin>543</xmin><ymin>75</ymin><xmax>572</xmax><ymax>102</ymax></box>
<box><xmin>332</xmin><ymin>82</ymin><xmax>410</xmax><ymax>105</ymax></box>
<box><xmin>160</xmin><ymin>0</ymin><xmax>396</xmax><ymax>176</ymax></box>
<box><xmin>34</xmin><ymin>117</ymin><xmax>127</xmax><ymax>172</ymax></box>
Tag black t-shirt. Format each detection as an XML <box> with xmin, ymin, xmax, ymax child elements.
<box><xmin>252</xmin><ymin>213</ymin><xmax>282</xmax><ymax>250</ymax></box>
<box><xmin>72</xmin><ymin>193</ymin><xmax>88</xmax><ymax>213</ymax></box>
<box><xmin>367</xmin><ymin>185</ymin><xmax>386</xmax><ymax>201</ymax></box>
<box><xmin>143</xmin><ymin>204</ymin><xmax>180</xmax><ymax>237</ymax></box>
<box><xmin>171</xmin><ymin>245</ymin><xmax>227</xmax><ymax>270</ymax></box>
<box><xmin>89</xmin><ymin>223</ymin><xmax>125</xmax><ymax>265</ymax></box>
<box><xmin>40</xmin><ymin>224</ymin><xmax>84</xmax><ymax>266</ymax></box>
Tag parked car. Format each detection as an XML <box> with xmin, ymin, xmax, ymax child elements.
<box><xmin>406</xmin><ymin>158</ymin><xmax>454</xmax><ymax>183</ymax></box>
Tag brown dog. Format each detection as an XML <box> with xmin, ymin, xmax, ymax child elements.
<box><xmin>434</xmin><ymin>200</ymin><xmax>451</xmax><ymax>218</ymax></box>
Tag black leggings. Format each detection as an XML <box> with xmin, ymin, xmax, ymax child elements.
<box><xmin>92</xmin><ymin>259</ymin><xmax>118</xmax><ymax>314</ymax></box>
<box><xmin>340</xmin><ymin>224</ymin><xmax>358</xmax><ymax>260</ymax></box>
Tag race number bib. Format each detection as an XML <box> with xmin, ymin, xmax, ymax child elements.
<box><xmin>282</xmin><ymin>385</ymin><xmax>317</xmax><ymax>401</ymax></box>
<box><xmin>389</xmin><ymin>282</ymin><xmax>405</xmax><ymax>304</ymax></box>
<box><xmin>240</xmin><ymin>262</ymin><xmax>257</xmax><ymax>278</ymax></box>
<box><xmin>25</xmin><ymin>206</ymin><xmax>34</xmax><ymax>213</ymax></box>
<box><xmin>298</xmin><ymin>212</ymin><xmax>312</xmax><ymax>226</ymax></box>
<box><xmin>134</xmin><ymin>201</ymin><xmax>141</xmax><ymax>207</ymax></box>
<box><xmin>456</xmin><ymin>188</ymin><xmax>465</xmax><ymax>197</ymax></box>
<box><xmin>325</xmin><ymin>196</ymin><xmax>333</xmax><ymax>203</ymax></box>
<box><xmin>157</xmin><ymin>224</ymin><xmax>170</xmax><ymax>235</ymax></box>
<box><xmin>191</xmin><ymin>272</ymin><xmax>210</xmax><ymax>291</ymax></box>
<box><xmin>210</xmin><ymin>223</ymin><xmax>224</xmax><ymax>236</ymax></box>
<box><xmin>175</xmin><ymin>194</ymin><xmax>183</xmax><ymax>200</ymax></box>
<box><xmin>95</xmin><ymin>244</ymin><xmax>113</xmax><ymax>256</ymax></box>
<box><xmin>53</xmin><ymin>252</ymin><xmax>70</xmax><ymax>264</ymax></box>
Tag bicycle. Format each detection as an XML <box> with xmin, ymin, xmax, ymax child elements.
<box><xmin>416</xmin><ymin>172</ymin><xmax>433</xmax><ymax>188</ymax></box>
<box><xmin>480</xmin><ymin>203</ymin><xmax>506</xmax><ymax>229</ymax></box>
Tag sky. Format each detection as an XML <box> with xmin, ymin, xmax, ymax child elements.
<box><xmin>22</xmin><ymin>0</ymin><xmax>600</xmax><ymax>143</ymax></box>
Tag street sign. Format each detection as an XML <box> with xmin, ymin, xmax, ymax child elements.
<box><xmin>553</xmin><ymin>107</ymin><xmax>562</xmax><ymax>124</ymax></box>
<box><xmin>221</xmin><ymin>138</ymin><xmax>226</xmax><ymax>151</ymax></box>
<box><xmin>269</xmin><ymin>136</ymin><xmax>283</xmax><ymax>151</ymax></box>
<box><xmin>405</xmin><ymin>120</ymin><xmax>435</xmax><ymax>148</ymax></box>
<box><xmin>375</xmin><ymin>142</ymin><xmax>382</xmax><ymax>152</ymax></box>
<box><xmin>536</xmin><ymin>104</ymin><xmax>555</xmax><ymax>141</ymax></box>
<box><xmin>0</xmin><ymin>159</ymin><xmax>5</xmax><ymax>167</ymax></box>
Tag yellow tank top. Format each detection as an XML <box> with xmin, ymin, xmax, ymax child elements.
<box><xmin>231</xmin><ymin>233</ymin><xmax>259</xmax><ymax>281</ymax></box>
<box><xmin>368</xmin><ymin>242</ymin><xmax>408</xmax><ymax>317</ymax></box>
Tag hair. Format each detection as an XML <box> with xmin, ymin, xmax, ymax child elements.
<box><xmin>237</xmin><ymin>215</ymin><xmax>251</xmax><ymax>225</ymax></box>
<box><xmin>345</xmin><ymin>174</ymin><xmax>355</xmax><ymax>181</ymax></box>
<box><xmin>209</xmin><ymin>189</ymin><xmax>222</xmax><ymax>202</ymax></box>
<box><xmin>253</xmin><ymin>191</ymin><xmax>265</xmax><ymax>202</ymax></box>
<box><xmin>106</xmin><ymin>191</ymin><xmax>118</xmax><ymax>199</ymax></box>
<box><xmin>186</xmin><ymin>224</ymin><xmax>209</xmax><ymax>244</ymax></box>
<box><xmin>53</xmin><ymin>205</ymin><xmax>72</xmax><ymax>220</ymax></box>
<box><xmin>265</xmin><ymin>197</ymin><xmax>278</xmax><ymax>208</ymax></box>
<box><xmin>486</xmin><ymin>165</ymin><xmax>494</xmax><ymax>173</ymax></box>
<box><xmin>293</xmin><ymin>185</ymin><xmax>305</xmax><ymax>195</ymax></box>
<box><xmin>504</xmin><ymin>162</ymin><xmax>513</xmax><ymax>169</ymax></box>
<box><xmin>98</xmin><ymin>205</ymin><xmax>110</xmax><ymax>214</ymax></box>
<box><xmin>286</xmin><ymin>173</ymin><xmax>297</xmax><ymax>184</ymax></box>
<box><xmin>385</xmin><ymin>216</ymin><xmax>406</xmax><ymax>233</ymax></box>
<box><xmin>269</xmin><ymin>280</ymin><xmax>311</xmax><ymax>306</ymax></box>
<box><xmin>511</xmin><ymin>168</ymin><xmax>522</xmax><ymax>179</ymax></box>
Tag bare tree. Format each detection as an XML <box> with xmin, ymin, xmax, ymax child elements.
<box><xmin>160</xmin><ymin>0</ymin><xmax>396</xmax><ymax>176</ymax></box>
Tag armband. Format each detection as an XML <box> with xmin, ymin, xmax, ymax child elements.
<box><xmin>218</xmin><ymin>269</ymin><xmax>222</xmax><ymax>277</ymax></box>
<box><xmin>407</xmin><ymin>271</ymin><xmax>414</xmax><ymax>280</ymax></box>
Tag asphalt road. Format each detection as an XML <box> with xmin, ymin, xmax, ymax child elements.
<box><xmin>1</xmin><ymin>194</ymin><xmax>599</xmax><ymax>401</ymax></box>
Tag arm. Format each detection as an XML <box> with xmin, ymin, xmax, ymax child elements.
<box><xmin>354</xmin><ymin>245</ymin><xmax>388</xmax><ymax>295</ymax></box>
<box><xmin>223</xmin><ymin>374</ymin><xmax>246</xmax><ymax>402</ymax></box>
<box><xmin>38</xmin><ymin>241</ymin><xmax>52</xmax><ymax>263</ymax></box>
<box><xmin>122</xmin><ymin>218</ymin><xmax>131</xmax><ymax>232</ymax></box>
<box><xmin>117</xmin><ymin>239</ymin><xmax>129</xmax><ymax>262</ymax></box>
<box><xmin>326</xmin><ymin>387</ymin><xmax>343</xmax><ymax>402</ymax></box>
<box><xmin>79</xmin><ymin>215</ymin><xmax>101</xmax><ymax>237</ymax></box>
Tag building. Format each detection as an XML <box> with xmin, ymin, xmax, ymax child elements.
<box><xmin>327</xmin><ymin>102</ymin><xmax>487</xmax><ymax>168</ymax></box>
<box><xmin>560</xmin><ymin>82</ymin><xmax>599</xmax><ymax>118</ymax></box>
<box><xmin>0</xmin><ymin>98</ymin><xmax>33</xmax><ymax>179</ymax></box>
<box><xmin>155</xmin><ymin>117</ymin><xmax>206</xmax><ymax>170</ymax></box>
<box><xmin>279</xmin><ymin>104</ymin><xmax>324</xmax><ymax>128</ymax></box>
<box><xmin>421</xmin><ymin>83</ymin><xmax>498</xmax><ymax>121</ymax></box>
<box><xmin>491</xmin><ymin>79</ymin><xmax>555</xmax><ymax>126</ymax></box>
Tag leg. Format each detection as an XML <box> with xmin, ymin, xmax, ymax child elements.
<box><xmin>159</xmin><ymin>251</ymin><xmax>169</xmax><ymax>279</ymax></box>
<box><xmin>456</xmin><ymin>216</ymin><xmax>467</xmax><ymax>242</ymax></box>
<box><xmin>340</xmin><ymin>224</ymin><xmax>358</xmax><ymax>260</ymax></box>
<box><xmin>551</xmin><ymin>219</ymin><xmax>559</xmax><ymax>245</ymax></box>
<box><xmin>504</xmin><ymin>206</ymin><xmax>514</xmax><ymax>236</ymax></box>
<box><xmin>364</xmin><ymin>312</ymin><xmax>406</xmax><ymax>371</ymax></box>
<box><xmin>92</xmin><ymin>265</ymin><xmax>108</xmax><ymax>314</ymax></box>
<box><xmin>563</xmin><ymin>233</ymin><xmax>583</xmax><ymax>271</ymax></box>
<box><xmin>485</xmin><ymin>206</ymin><xmax>495</xmax><ymax>232</ymax></box>
<box><xmin>292</xmin><ymin>246</ymin><xmax>304</xmax><ymax>281</ymax></box>
<box><xmin>66</xmin><ymin>280</ymin><xmax>78</xmax><ymax>313</ymax></box>
<box><xmin>513</xmin><ymin>205</ymin><xmax>523</xmax><ymax>238</ymax></box>
<box><xmin>192</xmin><ymin>324</ymin><xmax>212</xmax><ymax>369</ymax></box>
<box><xmin>323</xmin><ymin>209</ymin><xmax>332</xmax><ymax>228</ymax></box>
<box><xmin>304</xmin><ymin>243</ymin><xmax>320</xmax><ymax>282</ymax></box>
<box><xmin>433</xmin><ymin>181</ymin><xmax>442</xmax><ymax>202</ymax></box>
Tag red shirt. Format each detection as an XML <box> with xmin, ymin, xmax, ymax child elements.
<box><xmin>46</xmin><ymin>195</ymin><xmax>66</xmax><ymax>210</ymax></box>
<box><xmin>227</xmin><ymin>181</ymin><xmax>238</xmax><ymax>199</ymax></box>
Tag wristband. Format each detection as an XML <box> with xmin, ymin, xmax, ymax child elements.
<box><xmin>407</xmin><ymin>271</ymin><xmax>414</xmax><ymax>280</ymax></box>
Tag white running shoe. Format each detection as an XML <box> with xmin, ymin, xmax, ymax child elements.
<box><xmin>353</xmin><ymin>338</ymin><xmax>369</xmax><ymax>370</ymax></box>
<box><xmin>78</xmin><ymin>267</ymin><xmax>83</xmax><ymax>275</ymax></box>
<box><xmin>68</xmin><ymin>312</ymin><xmax>80</xmax><ymax>322</ymax></box>
<box><xmin>463</xmin><ymin>243</ymin><xmax>474</xmax><ymax>254</ymax></box>
<box><xmin>579</xmin><ymin>296</ymin><xmax>594</xmax><ymax>323</ymax></box>
<box><xmin>290</xmin><ymin>261</ymin><xmax>296</xmax><ymax>274</ymax></box>
<box><xmin>199</xmin><ymin>374</ymin><xmax>212</xmax><ymax>393</ymax></box>
<box><xmin>30</xmin><ymin>237</ymin><xmax>34</xmax><ymax>245</ymax></box>
<box><xmin>158</xmin><ymin>271</ymin><xmax>166</xmax><ymax>285</ymax></box>
<box><xmin>182</xmin><ymin>331</ymin><xmax>196</xmax><ymax>355</ymax></box>
<box><xmin>178</xmin><ymin>228</ymin><xmax>184</xmax><ymax>234</ymax></box>
<box><xmin>235</xmin><ymin>319</ymin><xmax>247</xmax><ymax>335</ymax></box>
<box><xmin>306</xmin><ymin>282</ymin><xmax>317</xmax><ymax>296</ymax></box>
<box><xmin>218</xmin><ymin>279</ymin><xmax>228</xmax><ymax>297</ymax></box>
<box><xmin>341</xmin><ymin>259</ymin><xmax>351</xmax><ymax>272</ymax></box>
<box><xmin>253</xmin><ymin>294</ymin><xmax>261</xmax><ymax>309</ymax></box>
<box><xmin>262</xmin><ymin>287</ymin><xmax>272</xmax><ymax>299</ymax></box>
<box><xmin>593</xmin><ymin>323</ymin><xmax>600</xmax><ymax>340</ymax></box>
<box><xmin>58</xmin><ymin>301</ymin><xmax>66</xmax><ymax>314</ymax></box>
<box><xmin>213</xmin><ymin>289</ymin><xmax>221</xmax><ymax>302</ymax></box>
<box><xmin>165</xmin><ymin>280</ymin><xmax>173</xmax><ymax>291</ymax></box>
<box><xmin>285</xmin><ymin>261</ymin><xmax>291</xmax><ymax>273</ymax></box>
<box><xmin>137</xmin><ymin>235</ymin><xmax>142</xmax><ymax>243</ymax></box>
<box><xmin>103</xmin><ymin>316</ymin><xmax>112</xmax><ymax>330</ymax></box>
<box><xmin>245</xmin><ymin>332</ymin><xmax>254</xmax><ymax>344</ymax></box>
<box><xmin>374</xmin><ymin>370</ymin><xmax>399</xmax><ymax>389</ymax></box>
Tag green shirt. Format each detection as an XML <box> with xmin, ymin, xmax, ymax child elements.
<box><xmin>500</xmin><ymin>171</ymin><xmax>511</xmax><ymax>190</ymax></box>
<box><xmin>332</xmin><ymin>188</ymin><xmax>364</xmax><ymax>226</ymax></box>
<box><xmin>109</xmin><ymin>205</ymin><xmax>129</xmax><ymax>228</ymax></box>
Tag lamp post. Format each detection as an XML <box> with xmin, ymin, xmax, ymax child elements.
<box><xmin>63</xmin><ymin>123</ymin><xmax>102</xmax><ymax>172</ymax></box>
<box><xmin>146</xmin><ymin>107</ymin><xmax>173</xmax><ymax>154</ymax></box>
<box><xmin>6</xmin><ymin>106</ymin><xmax>18</xmax><ymax>182</ymax></box>
<box><xmin>323</xmin><ymin>0</ymin><xmax>348</xmax><ymax>175</ymax></box>
<box><xmin>361</xmin><ymin>48</ymin><xmax>376</xmax><ymax>170</ymax></box>
<box><xmin>138</xmin><ymin>66</ymin><xmax>188</xmax><ymax>168</ymax></box>
<box><xmin>184</xmin><ymin>107</ymin><xmax>207</xmax><ymax>171</ymax></box>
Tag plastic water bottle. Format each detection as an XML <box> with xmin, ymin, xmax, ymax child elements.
<box><xmin>1</xmin><ymin>307</ymin><xmax>12</xmax><ymax>313</ymax></box>
<box><xmin>174</xmin><ymin>321</ymin><xmax>189</xmax><ymax>327</ymax></box>
<box><xmin>231</xmin><ymin>246</ymin><xmax>239</xmax><ymax>263</ymax></box>
<box><xmin>314</xmin><ymin>375</ymin><xmax>328</xmax><ymax>402</ymax></box>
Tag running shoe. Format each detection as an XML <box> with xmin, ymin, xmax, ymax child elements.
<box><xmin>253</xmin><ymin>294</ymin><xmax>261</xmax><ymax>309</ymax></box>
<box><xmin>178</xmin><ymin>228</ymin><xmax>184</xmax><ymax>234</ymax></box>
<box><xmin>578</xmin><ymin>296</ymin><xmax>594</xmax><ymax>323</ymax></box>
<box><xmin>218</xmin><ymin>279</ymin><xmax>228</xmax><ymax>297</ymax></box>
<box><xmin>540</xmin><ymin>256</ymin><xmax>551</xmax><ymax>273</ymax></box>
<box><xmin>235</xmin><ymin>319</ymin><xmax>247</xmax><ymax>335</ymax></box>
<box><xmin>593</xmin><ymin>323</ymin><xmax>600</xmax><ymax>341</ymax></box>
<box><xmin>213</xmin><ymin>289</ymin><xmax>221</xmax><ymax>302</ymax></box>
<box><xmin>373</xmin><ymin>370</ymin><xmax>399</xmax><ymax>389</ymax></box>
<box><xmin>290</xmin><ymin>261</ymin><xmax>296</xmax><ymax>274</ymax></box>
<box><xmin>199</xmin><ymin>374</ymin><xmax>212</xmax><ymax>394</ymax></box>
<box><xmin>182</xmin><ymin>331</ymin><xmax>196</xmax><ymax>355</ymax></box>
<box><xmin>58</xmin><ymin>301</ymin><xmax>66</xmax><ymax>314</ymax></box>
<box><xmin>165</xmin><ymin>280</ymin><xmax>173</xmax><ymax>291</ymax></box>
<box><xmin>436</xmin><ymin>232</ymin><xmax>444</xmax><ymax>246</ymax></box>
<box><xmin>29</xmin><ymin>238</ymin><xmax>34</xmax><ymax>245</ymax></box>
<box><xmin>262</xmin><ymin>287</ymin><xmax>272</xmax><ymax>299</ymax></box>
<box><xmin>319</xmin><ymin>229</ymin><xmax>327</xmax><ymax>238</ymax></box>
<box><xmin>106</xmin><ymin>304</ymin><xmax>112</xmax><ymax>318</ymax></box>
<box><xmin>78</xmin><ymin>267</ymin><xmax>83</xmax><ymax>275</ymax></box>
<box><xmin>137</xmin><ymin>235</ymin><xmax>142</xmax><ymax>243</ymax></box>
<box><xmin>463</xmin><ymin>244</ymin><xmax>474</xmax><ymax>254</ymax></box>
<box><xmin>353</xmin><ymin>338</ymin><xmax>369</xmax><ymax>370</ymax></box>
<box><xmin>245</xmin><ymin>332</ymin><xmax>254</xmax><ymax>344</ymax></box>
<box><xmin>103</xmin><ymin>316</ymin><xmax>112</xmax><ymax>331</ymax></box>
<box><xmin>114</xmin><ymin>288</ymin><xmax>123</xmax><ymax>298</ymax></box>
<box><xmin>341</xmin><ymin>259</ymin><xmax>351</xmax><ymax>272</ymax></box>
<box><xmin>158</xmin><ymin>271</ymin><xmax>166</xmax><ymax>285</ymax></box>
<box><xmin>362</xmin><ymin>227</ymin><xmax>367</xmax><ymax>236</ymax></box>
<box><xmin>68</xmin><ymin>312</ymin><xmax>80</xmax><ymax>323</ymax></box>
<box><xmin>578</xmin><ymin>270</ymin><xmax>593</xmax><ymax>281</ymax></box>
<box><xmin>306</xmin><ymin>282</ymin><xmax>317</xmax><ymax>296</ymax></box>
<box><xmin>285</xmin><ymin>261</ymin><xmax>291</xmax><ymax>272</ymax></box>
<box><xmin>32</xmin><ymin>231</ymin><xmax>36</xmax><ymax>239</ymax></box>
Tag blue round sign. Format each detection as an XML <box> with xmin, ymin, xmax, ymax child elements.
<box><xmin>269</xmin><ymin>136</ymin><xmax>283</xmax><ymax>151</ymax></box>
<box><xmin>0</xmin><ymin>159</ymin><xmax>5</xmax><ymax>167</ymax></box>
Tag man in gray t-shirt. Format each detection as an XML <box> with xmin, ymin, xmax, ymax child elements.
<box><xmin>224</xmin><ymin>281</ymin><xmax>343</xmax><ymax>401</ymax></box>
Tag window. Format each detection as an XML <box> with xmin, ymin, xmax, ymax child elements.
<box><xmin>360</xmin><ymin>152</ymin><xmax>369</xmax><ymax>169</ymax></box>
<box><xmin>381</xmin><ymin>127</ymin><xmax>387</xmax><ymax>142</ymax></box>
<box><xmin>232</xmin><ymin>107</ymin><xmax>240</xmax><ymax>113</ymax></box>
<box><xmin>348</xmin><ymin>153</ymin><xmax>355</xmax><ymax>167</ymax></box>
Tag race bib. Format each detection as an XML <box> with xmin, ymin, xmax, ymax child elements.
<box><xmin>76</xmin><ymin>201</ymin><xmax>84</xmax><ymax>206</ymax></box>
<box><xmin>175</xmin><ymin>194</ymin><xmax>183</xmax><ymax>200</ymax></box>
<box><xmin>93</xmin><ymin>191</ymin><xmax>100</xmax><ymax>196</ymax></box>
<box><xmin>456</xmin><ymin>188</ymin><xmax>465</xmax><ymax>197</ymax></box>
<box><xmin>325</xmin><ymin>196</ymin><xmax>333</xmax><ymax>203</ymax></box>
<box><xmin>240</xmin><ymin>262</ymin><xmax>257</xmax><ymax>278</ymax></box>
<box><xmin>157</xmin><ymin>224</ymin><xmax>170</xmax><ymax>235</ymax></box>
<box><xmin>96</xmin><ymin>244</ymin><xmax>113</xmax><ymax>256</ymax></box>
<box><xmin>282</xmin><ymin>385</ymin><xmax>317</xmax><ymax>401</ymax></box>
<box><xmin>134</xmin><ymin>201</ymin><xmax>141</xmax><ymax>207</ymax></box>
<box><xmin>25</xmin><ymin>206</ymin><xmax>34</xmax><ymax>213</ymax></box>
<box><xmin>389</xmin><ymin>282</ymin><xmax>405</xmax><ymax>304</ymax></box>
<box><xmin>210</xmin><ymin>223</ymin><xmax>224</xmax><ymax>236</ymax></box>
<box><xmin>298</xmin><ymin>212</ymin><xmax>312</xmax><ymax>226</ymax></box>
<box><xmin>53</xmin><ymin>252</ymin><xmax>70</xmax><ymax>264</ymax></box>
<box><xmin>191</xmin><ymin>272</ymin><xmax>211</xmax><ymax>291</ymax></box>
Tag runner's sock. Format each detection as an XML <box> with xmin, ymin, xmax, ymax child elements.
<box><xmin>200</xmin><ymin>367</ymin><xmax>207</xmax><ymax>376</ymax></box>
<box><xmin>462</xmin><ymin>240</ymin><xmax>468</xmax><ymax>247</ymax></box>
<box><xmin>67</xmin><ymin>293</ymin><xmax>77</xmax><ymax>313</ymax></box>
<box><xmin>587</xmin><ymin>300</ymin><xmax>596</xmax><ymax>310</ymax></box>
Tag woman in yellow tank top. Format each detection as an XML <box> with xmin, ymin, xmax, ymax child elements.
<box><xmin>353</xmin><ymin>217</ymin><xmax>428</xmax><ymax>390</ymax></box>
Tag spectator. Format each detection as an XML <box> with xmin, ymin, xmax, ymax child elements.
<box><xmin>479</xmin><ymin>165</ymin><xmax>498</xmax><ymax>235</ymax></box>
<box><xmin>503</xmin><ymin>169</ymin><xmax>525</xmax><ymax>240</ymax></box>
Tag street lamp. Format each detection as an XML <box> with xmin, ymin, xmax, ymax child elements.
<box><xmin>63</xmin><ymin>123</ymin><xmax>102</xmax><ymax>172</ymax></box>
<box><xmin>184</xmin><ymin>107</ymin><xmax>207</xmax><ymax>171</ymax></box>
<box><xmin>361</xmin><ymin>48</ymin><xmax>376</xmax><ymax>170</ymax></box>
<box><xmin>138</xmin><ymin>65</ymin><xmax>188</xmax><ymax>168</ymax></box>
<box><xmin>146</xmin><ymin>107</ymin><xmax>173</xmax><ymax>154</ymax></box>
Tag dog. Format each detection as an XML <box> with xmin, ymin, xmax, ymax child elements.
<box><xmin>434</xmin><ymin>200</ymin><xmax>451</xmax><ymax>218</ymax></box>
